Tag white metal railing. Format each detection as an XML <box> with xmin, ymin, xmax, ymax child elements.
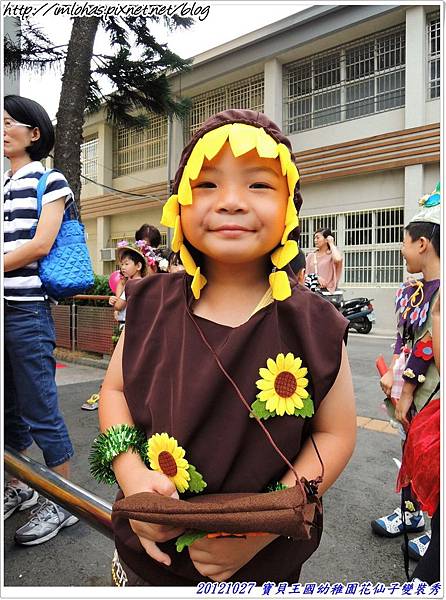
<box><xmin>427</xmin><ymin>13</ymin><xmax>440</xmax><ymax>100</ymax></box>
<box><xmin>300</xmin><ymin>206</ymin><xmax>404</xmax><ymax>287</ymax></box>
<box><xmin>283</xmin><ymin>24</ymin><xmax>406</xmax><ymax>133</ymax></box>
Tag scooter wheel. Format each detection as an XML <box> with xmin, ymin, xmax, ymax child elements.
<box><xmin>357</xmin><ymin>320</ymin><xmax>372</xmax><ymax>334</ymax></box>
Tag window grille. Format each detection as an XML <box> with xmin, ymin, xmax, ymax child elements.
<box><xmin>81</xmin><ymin>136</ymin><xmax>98</xmax><ymax>182</ymax></box>
<box><xmin>184</xmin><ymin>74</ymin><xmax>264</xmax><ymax>141</ymax></box>
<box><xmin>113</xmin><ymin>114</ymin><xmax>168</xmax><ymax>177</ymax></box>
<box><xmin>427</xmin><ymin>13</ymin><xmax>440</xmax><ymax>99</ymax></box>
<box><xmin>300</xmin><ymin>206</ymin><xmax>404</xmax><ymax>286</ymax></box>
<box><xmin>284</xmin><ymin>25</ymin><xmax>405</xmax><ymax>133</ymax></box>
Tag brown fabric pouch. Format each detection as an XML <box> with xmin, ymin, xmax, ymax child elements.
<box><xmin>113</xmin><ymin>482</ymin><xmax>321</xmax><ymax>540</ymax></box>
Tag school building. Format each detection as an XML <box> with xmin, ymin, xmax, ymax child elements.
<box><xmin>79</xmin><ymin>4</ymin><xmax>441</xmax><ymax>333</ymax></box>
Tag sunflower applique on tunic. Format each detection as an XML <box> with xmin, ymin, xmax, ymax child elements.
<box><xmin>251</xmin><ymin>352</ymin><xmax>314</xmax><ymax>419</ymax></box>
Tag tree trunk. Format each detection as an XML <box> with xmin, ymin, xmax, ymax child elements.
<box><xmin>54</xmin><ymin>17</ymin><xmax>99</xmax><ymax>217</ymax></box>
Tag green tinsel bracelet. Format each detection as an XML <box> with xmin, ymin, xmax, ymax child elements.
<box><xmin>89</xmin><ymin>424</ymin><xmax>147</xmax><ymax>485</ymax></box>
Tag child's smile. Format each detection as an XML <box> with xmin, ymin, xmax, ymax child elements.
<box><xmin>182</xmin><ymin>143</ymin><xmax>288</xmax><ymax>266</ymax></box>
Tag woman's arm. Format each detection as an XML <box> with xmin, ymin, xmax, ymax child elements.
<box><xmin>326</xmin><ymin>236</ymin><xmax>343</xmax><ymax>264</ymax></box>
<box><xmin>4</xmin><ymin>198</ymin><xmax>65</xmax><ymax>272</ymax></box>
<box><xmin>99</xmin><ymin>331</ymin><xmax>184</xmax><ymax>566</ymax></box>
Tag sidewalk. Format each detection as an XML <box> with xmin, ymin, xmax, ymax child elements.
<box><xmin>4</xmin><ymin>335</ymin><xmax>419</xmax><ymax>587</ymax></box>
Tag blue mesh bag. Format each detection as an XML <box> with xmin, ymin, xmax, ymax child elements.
<box><xmin>33</xmin><ymin>170</ymin><xmax>94</xmax><ymax>298</ymax></box>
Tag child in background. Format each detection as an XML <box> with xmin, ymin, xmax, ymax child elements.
<box><xmin>372</xmin><ymin>184</ymin><xmax>440</xmax><ymax>559</ymax></box>
<box><xmin>93</xmin><ymin>109</ymin><xmax>356</xmax><ymax>586</ymax></box>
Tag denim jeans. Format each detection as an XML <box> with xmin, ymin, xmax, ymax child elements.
<box><xmin>4</xmin><ymin>300</ymin><xmax>74</xmax><ymax>468</ymax></box>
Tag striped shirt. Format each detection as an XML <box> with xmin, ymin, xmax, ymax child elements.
<box><xmin>4</xmin><ymin>161</ymin><xmax>74</xmax><ymax>301</ymax></box>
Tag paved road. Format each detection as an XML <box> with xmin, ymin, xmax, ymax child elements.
<box><xmin>4</xmin><ymin>334</ymin><xmax>424</xmax><ymax>587</ymax></box>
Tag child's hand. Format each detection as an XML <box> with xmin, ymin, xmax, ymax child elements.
<box><xmin>124</xmin><ymin>469</ymin><xmax>185</xmax><ymax>566</ymax></box>
<box><xmin>380</xmin><ymin>370</ymin><xmax>393</xmax><ymax>397</ymax></box>
<box><xmin>188</xmin><ymin>533</ymin><xmax>276</xmax><ymax>582</ymax></box>
<box><xmin>113</xmin><ymin>310</ymin><xmax>119</xmax><ymax>322</ymax></box>
<box><xmin>394</xmin><ymin>391</ymin><xmax>413</xmax><ymax>431</ymax></box>
<box><xmin>318</xmin><ymin>276</ymin><xmax>328</xmax><ymax>288</ymax></box>
<box><xmin>109</xmin><ymin>296</ymin><xmax>118</xmax><ymax>306</ymax></box>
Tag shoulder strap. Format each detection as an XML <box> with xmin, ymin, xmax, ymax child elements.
<box><xmin>35</xmin><ymin>169</ymin><xmax>54</xmax><ymax>218</ymax></box>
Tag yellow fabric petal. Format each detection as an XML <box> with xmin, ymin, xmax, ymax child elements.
<box><xmin>292</xmin><ymin>357</ymin><xmax>302</xmax><ymax>370</ymax></box>
<box><xmin>179</xmin><ymin>244</ymin><xmax>197</xmax><ymax>277</ymax></box>
<box><xmin>259</xmin><ymin>389</ymin><xmax>273</xmax><ymax>402</ymax></box>
<box><xmin>171</xmin><ymin>216</ymin><xmax>183</xmax><ymax>253</ymax></box>
<box><xmin>285</xmin><ymin>195</ymin><xmax>298</xmax><ymax>226</ymax></box>
<box><xmin>278</xmin><ymin>143</ymin><xmax>292</xmax><ymax>176</ymax></box>
<box><xmin>191</xmin><ymin>267</ymin><xmax>207</xmax><ymax>300</ymax></box>
<box><xmin>281</xmin><ymin>217</ymin><xmax>299</xmax><ymax>245</ymax></box>
<box><xmin>276</xmin><ymin>397</ymin><xmax>286</xmax><ymax>416</ymax></box>
<box><xmin>285</xmin><ymin>397</ymin><xmax>295</xmax><ymax>415</ymax></box>
<box><xmin>284</xmin><ymin>353</ymin><xmax>295</xmax><ymax>370</ymax></box>
<box><xmin>256</xmin><ymin>379</ymin><xmax>274</xmax><ymax>391</ymax></box>
<box><xmin>202</xmin><ymin>125</ymin><xmax>231</xmax><ymax>161</ymax></box>
<box><xmin>259</xmin><ymin>367</ymin><xmax>275</xmax><ymax>381</ymax></box>
<box><xmin>266</xmin><ymin>358</ymin><xmax>278</xmax><ymax>374</ymax></box>
<box><xmin>276</xmin><ymin>353</ymin><xmax>285</xmax><ymax>370</ymax></box>
<box><xmin>228</xmin><ymin>123</ymin><xmax>258</xmax><ymax>157</ymax></box>
<box><xmin>296</xmin><ymin>378</ymin><xmax>308</xmax><ymax>389</ymax></box>
<box><xmin>269</xmin><ymin>270</ymin><xmax>292</xmax><ymax>301</ymax></box>
<box><xmin>187</xmin><ymin>138</ymin><xmax>205</xmax><ymax>180</ymax></box>
<box><xmin>296</xmin><ymin>367</ymin><xmax>307</xmax><ymax>378</ymax></box>
<box><xmin>271</xmin><ymin>240</ymin><xmax>299</xmax><ymax>270</ymax></box>
<box><xmin>265</xmin><ymin>397</ymin><xmax>278</xmax><ymax>412</ymax></box>
<box><xmin>287</xmin><ymin>163</ymin><xmax>300</xmax><ymax>197</ymax></box>
<box><xmin>292</xmin><ymin>395</ymin><xmax>304</xmax><ymax>409</ymax></box>
<box><xmin>178</xmin><ymin>169</ymin><xmax>193</xmax><ymax>205</ymax></box>
<box><xmin>256</xmin><ymin>128</ymin><xmax>279</xmax><ymax>158</ymax></box>
<box><xmin>295</xmin><ymin>387</ymin><xmax>309</xmax><ymax>399</ymax></box>
<box><xmin>160</xmin><ymin>194</ymin><xmax>179</xmax><ymax>228</ymax></box>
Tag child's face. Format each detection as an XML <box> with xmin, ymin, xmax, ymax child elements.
<box><xmin>3</xmin><ymin>111</ymin><xmax>39</xmax><ymax>160</ymax></box>
<box><xmin>181</xmin><ymin>143</ymin><xmax>288</xmax><ymax>267</ymax></box>
<box><xmin>120</xmin><ymin>257</ymin><xmax>141</xmax><ymax>279</ymax></box>
<box><xmin>401</xmin><ymin>231</ymin><xmax>422</xmax><ymax>273</ymax></box>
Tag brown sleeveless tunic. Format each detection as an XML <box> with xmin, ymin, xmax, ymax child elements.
<box><xmin>112</xmin><ymin>272</ymin><xmax>348</xmax><ymax>585</ymax></box>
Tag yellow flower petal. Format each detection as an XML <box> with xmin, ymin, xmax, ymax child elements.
<box><xmin>187</xmin><ymin>138</ymin><xmax>205</xmax><ymax>180</ymax></box>
<box><xmin>296</xmin><ymin>378</ymin><xmax>308</xmax><ymax>388</ymax></box>
<box><xmin>292</xmin><ymin>357</ymin><xmax>302</xmax><ymax>370</ymax></box>
<box><xmin>259</xmin><ymin>367</ymin><xmax>275</xmax><ymax>381</ymax></box>
<box><xmin>269</xmin><ymin>270</ymin><xmax>292</xmax><ymax>301</ymax></box>
<box><xmin>178</xmin><ymin>169</ymin><xmax>193</xmax><ymax>205</ymax></box>
<box><xmin>160</xmin><ymin>194</ymin><xmax>179</xmax><ymax>228</ymax></box>
<box><xmin>256</xmin><ymin>378</ymin><xmax>274</xmax><ymax>391</ymax></box>
<box><xmin>292</xmin><ymin>395</ymin><xmax>304</xmax><ymax>409</ymax></box>
<box><xmin>228</xmin><ymin>123</ymin><xmax>258</xmax><ymax>157</ymax></box>
<box><xmin>276</xmin><ymin>397</ymin><xmax>286</xmax><ymax>416</ymax></box>
<box><xmin>276</xmin><ymin>353</ymin><xmax>285</xmax><ymax>370</ymax></box>
<box><xmin>267</xmin><ymin>358</ymin><xmax>278</xmax><ymax>374</ymax></box>
<box><xmin>284</xmin><ymin>353</ymin><xmax>295</xmax><ymax>370</ymax></box>
<box><xmin>285</xmin><ymin>195</ymin><xmax>298</xmax><ymax>227</ymax></box>
<box><xmin>295</xmin><ymin>387</ymin><xmax>309</xmax><ymax>399</ymax></box>
<box><xmin>256</xmin><ymin>128</ymin><xmax>279</xmax><ymax>158</ymax></box>
<box><xmin>266</xmin><ymin>397</ymin><xmax>278</xmax><ymax>412</ymax></box>
<box><xmin>202</xmin><ymin>125</ymin><xmax>231</xmax><ymax>161</ymax></box>
<box><xmin>191</xmin><ymin>267</ymin><xmax>206</xmax><ymax>299</ymax></box>
<box><xmin>285</xmin><ymin>397</ymin><xmax>295</xmax><ymax>415</ymax></box>
<box><xmin>179</xmin><ymin>244</ymin><xmax>197</xmax><ymax>277</ymax></box>
<box><xmin>296</xmin><ymin>367</ymin><xmax>307</xmax><ymax>378</ymax></box>
<box><xmin>278</xmin><ymin>143</ymin><xmax>292</xmax><ymax>176</ymax></box>
<box><xmin>271</xmin><ymin>240</ymin><xmax>299</xmax><ymax>270</ymax></box>
<box><xmin>281</xmin><ymin>217</ymin><xmax>299</xmax><ymax>245</ymax></box>
<box><xmin>258</xmin><ymin>389</ymin><xmax>273</xmax><ymax>401</ymax></box>
<box><xmin>171</xmin><ymin>215</ymin><xmax>183</xmax><ymax>253</ymax></box>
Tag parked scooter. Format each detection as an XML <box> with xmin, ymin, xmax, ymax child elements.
<box><xmin>317</xmin><ymin>288</ymin><xmax>376</xmax><ymax>334</ymax></box>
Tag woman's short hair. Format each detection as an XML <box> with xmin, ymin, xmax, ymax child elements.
<box><xmin>4</xmin><ymin>95</ymin><xmax>55</xmax><ymax>160</ymax></box>
<box><xmin>135</xmin><ymin>224</ymin><xmax>162</xmax><ymax>248</ymax></box>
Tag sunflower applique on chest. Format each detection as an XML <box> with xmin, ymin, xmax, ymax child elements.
<box><xmin>251</xmin><ymin>352</ymin><xmax>314</xmax><ymax>420</ymax></box>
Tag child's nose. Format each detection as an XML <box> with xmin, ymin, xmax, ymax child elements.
<box><xmin>215</xmin><ymin>188</ymin><xmax>248</xmax><ymax>213</ymax></box>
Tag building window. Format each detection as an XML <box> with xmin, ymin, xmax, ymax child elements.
<box><xmin>427</xmin><ymin>13</ymin><xmax>440</xmax><ymax>99</ymax></box>
<box><xmin>113</xmin><ymin>114</ymin><xmax>168</xmax><ymax>177</ymax></box>
<box><xmin>284</xmin><ymin>25</ymin><xmax>405</xmax><ymax>133</ymax></box>
<box><xmin>300</xmin><ymin>207</ymin><xmax>404</xmax><ymax>286</ymax></box>
<box><xmin>184</xmin><ymin>74</ymin><xmax>264</xmax><ymax>141</ymax></box>
<box><xmin>81</xmin><ymin>136</ymin><xmax>98</xmax><ymax>182</ymax></box>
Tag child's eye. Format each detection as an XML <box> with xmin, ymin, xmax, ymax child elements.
<box><xmin>194</xmin><ymin>181</ymin><xmax>217</xmax><ymax>189</ymax></box>
<box><xmin>250</xmin><ymin>182</ymin><xmax>273</xmax><ymax>189</ymax></box>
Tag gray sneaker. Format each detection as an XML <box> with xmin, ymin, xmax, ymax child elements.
<box><xmin>14</xmin><ymin>498</ymin><xmax>79</xmax><ymax>546</ymax></box>
<box><xmin>4</xmin><ymin>480</ymin><xmax>39</xmax><ymax>520</ymax></box>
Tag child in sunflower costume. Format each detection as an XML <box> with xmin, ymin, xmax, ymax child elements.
<box><xmin>372</xmin><ymin>185</ymin><xmax>440</xmax><ymax>566</ymax></box>
<box><xmin>92</xmin><ymin>109</ymin><xmax>355</xmax><ymax>586</ymax></box>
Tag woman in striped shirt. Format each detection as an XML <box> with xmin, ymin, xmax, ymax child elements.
<box><xmin>4</xmin><ymin>95</ymin><xmax>79</xmax><ymax>545</ymax></box>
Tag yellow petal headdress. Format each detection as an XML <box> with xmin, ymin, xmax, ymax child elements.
<box><xmin>161</xmin><ymin>121</ymin><xmax>301</xmax><ymax>301</ymax></box>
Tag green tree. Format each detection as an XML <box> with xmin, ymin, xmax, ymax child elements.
<box><xmin>4</xmin><ymin>15</ymin><xmax>192</xmax><ymax>211</ymax></box>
